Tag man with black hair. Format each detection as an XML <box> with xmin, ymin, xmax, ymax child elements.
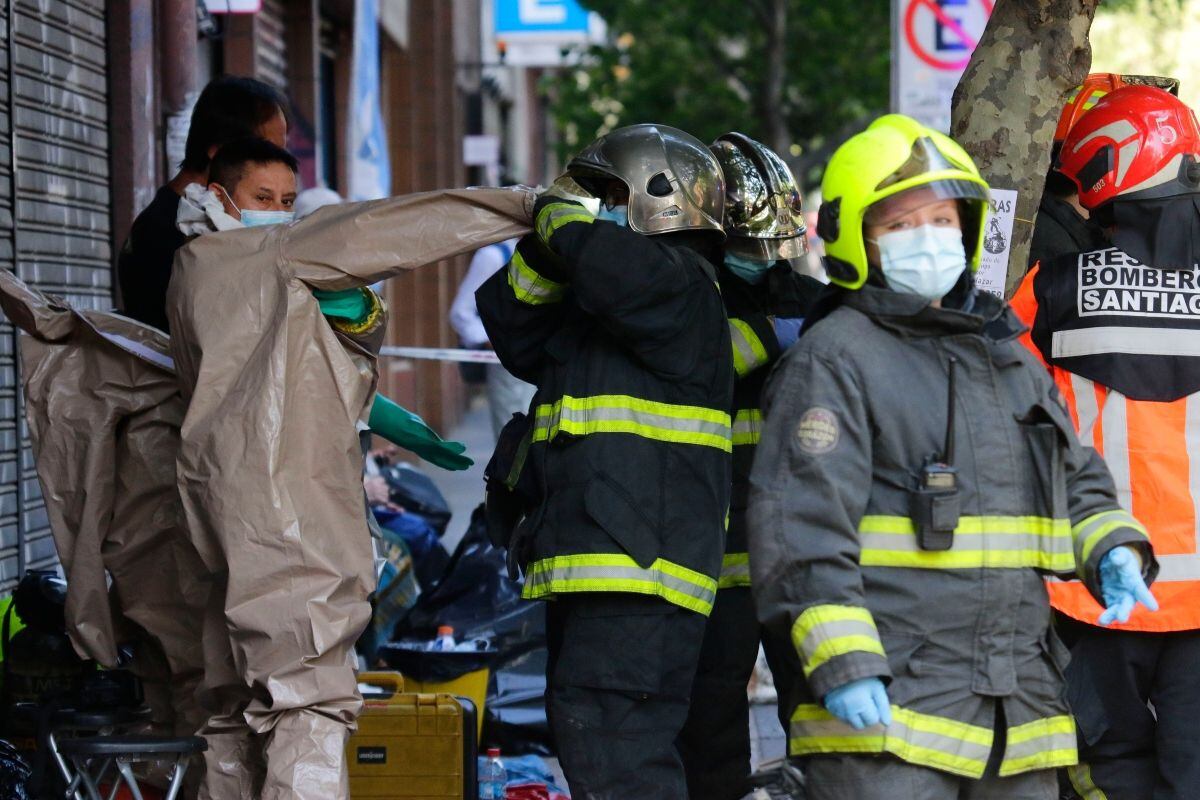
<box><xmin>117</xmin><ymin>76</ymin><xmax>288</xmax><ymax>332</ymax></box>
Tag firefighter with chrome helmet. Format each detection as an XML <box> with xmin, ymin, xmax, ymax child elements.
<box><xmin>1013</xmin><ymin>84</ymin><xmax>1200</xmax><ymax>800</ymax></box>
<box><xmin>676</xmin><ymin>132</ymin><xmax>822</xmax><ymax>800</ymax></box>
<box><xmin>476</xmin><ymin>123</ymin><xmax>734</xmax><ymax>799</ymax></box>
<box><xmin>747</xmin><ymin>114</ymin><xmax>1159</xmax><ymax>800</ymax></box>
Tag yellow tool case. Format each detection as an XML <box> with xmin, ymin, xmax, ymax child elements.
<box><xmin>348</xmin><ymin>672</ymin><xmax>478</xmax><ymax>799</ymax></box>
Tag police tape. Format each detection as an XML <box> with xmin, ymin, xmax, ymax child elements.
<box><xmin>378</xmin><ymin>346</ymin><xmax>501</xmax><ymax>364</ymax></box>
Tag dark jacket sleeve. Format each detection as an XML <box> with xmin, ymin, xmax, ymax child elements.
<box><xmin>476</xmin><ymin>233</ymin><xmax>569</xmax><ymax>384</ymax></box>
<box><xmin>747</xmin><ymin>343</ymin><xmax>892</xmax><ymax>700</ymax></box>
<box><xmin>728</xmin><ymin>312</ymin><xmax>781</xmax><ymax>378</ymax></box>
<box><xmin>538</xmin><ymin>201</ymin><xmax>723</xmax><ymax>379</ymax></box>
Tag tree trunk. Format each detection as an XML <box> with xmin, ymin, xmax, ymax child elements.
<box><xmin>762</xmin><ymin>0</ymin><xmax>789</xmax><ymax>155</ymax></box>
<box><xmin>950</xmin><ymin>0</ymin><xmax>1101</xmax><ymax>296</ymax></box>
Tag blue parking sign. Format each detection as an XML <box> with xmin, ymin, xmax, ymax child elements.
<box><xmin>495</xmin><ymin>0</ymin><xmax>590</xmax><ymax>35</ymax></box>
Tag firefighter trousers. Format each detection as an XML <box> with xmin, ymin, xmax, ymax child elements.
<box><xmin>1064</xmin><ymin>625</ymin><xmax>1200</xmax><ymax>800</ymax></box>
<box><xmin>676</xmin><ymin>586</ymin><xmax>798</xmax><ymax>800</ymax></box>
<box><xmin>545</xmin><ymin>592</ymin><xmax>707</xmax><ymax>800</ymax></box>
<box><xmin>804</xmin><ymin>754</ymin><xmax>1057</xmax><ymax>800</ymax></box>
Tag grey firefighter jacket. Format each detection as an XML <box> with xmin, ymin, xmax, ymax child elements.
<box><xmin>721</xmin><ymin>265</ymin><xmax>822</xmax><ymax>589</ymax></box>
<box><xmin>477</xmin><ymin>200</ymin><xmax>734</xmax><ymax>616</ymax></box>
<box><xmin>747</xmin><ymin>285</ymin><xmax>1156</xmax><ymax>779</ymax></box>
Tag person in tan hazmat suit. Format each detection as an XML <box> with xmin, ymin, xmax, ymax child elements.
<box><xmin>166</xmin><ymin>185</ymin><xmax>534</xmax><ymax>800</ymax></box>
<box><xmin>0</xmin><ymin>271</ymin><xmax>208</xmax><ymax>792</ymax></box>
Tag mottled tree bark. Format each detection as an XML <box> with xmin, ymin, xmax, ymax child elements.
<box><xmin>950</xmin><ymin>0</ymin><xmax>1101</xmax><ymax>296</ymax></box>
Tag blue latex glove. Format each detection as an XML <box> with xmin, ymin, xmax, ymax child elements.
<box><xmin>823</xmin><ymin>677</ymin><xmax>892</xmax><ymax>730</ymax></box>
<box><xmin>1098</xmin><ymin>546</ymin><xmax>1159</xmax><ymax>625</ymax></box>
<box><xmin>773</xmin><ymin>316</ymin><xmax>804</xmax><ymax>350</ymax></box>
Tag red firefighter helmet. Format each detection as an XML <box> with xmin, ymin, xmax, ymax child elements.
<box><xmin>1058</xmin><ymin>85</ymin><xmax>1200</xmax><ymax>210</ymax></box>
<box><xmin>1054</xmin><ymin>73</ymin><xmax>1129</xmax><ymax>145</ymax></box>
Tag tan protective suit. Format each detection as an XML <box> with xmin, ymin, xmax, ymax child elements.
<box><xmin>0</xmin><ymin>271</ymin><xmax>207</xmax><ymax>742</ymax></box>
<box><xmin>166</xmin><ymin>188</ymin><xmax>533</xmax><ymax>800</ymax></box>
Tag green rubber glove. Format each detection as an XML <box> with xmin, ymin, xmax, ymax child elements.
<box><xmin>314</xmin><ymin>287</ymin><xmax>373</xmax><ymax>322</ymax></box>
<box><xmin>369</xmin><ymin>394</ymin><xmax>473</xmax><ymax>471</ymax></box>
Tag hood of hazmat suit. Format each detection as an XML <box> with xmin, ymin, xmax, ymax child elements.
<box><xmin>0</xmin><ymin>270</ymin><xmax>207</xmax><ymax>742</ymax></box>
<box><xmin>165</xmin><ymin>187</ymin><xmax>534</xmax><ymax>800</ymax></box>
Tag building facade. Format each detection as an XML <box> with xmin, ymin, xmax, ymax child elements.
<box><xmin>0</xmin><ymin>0</ymin><xmax>497</xmax><ymax>595</ymax></box>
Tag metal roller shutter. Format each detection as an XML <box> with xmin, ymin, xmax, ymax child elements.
<box><xmin>256</xmin><ymin>0</ymin><xmax>288</xmax><ymax>92</ymax></box>
<box><xmin>0</xmin><ymin>0</ymin><xmax>110</xmax><ymax>594</ymax></box>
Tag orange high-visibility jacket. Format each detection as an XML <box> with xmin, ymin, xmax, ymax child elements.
<box><xmin>1015</xmin><ymin>254</ymin><xmax>1200</xmax><ymax>631</ymax></box>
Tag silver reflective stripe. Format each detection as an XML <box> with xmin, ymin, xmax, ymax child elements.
<box><xmin>1052</xmin><ymin>326</ymin><xmax>1200</xmax><ymax>358</ymax></box>
<box><xmin>508</xmin><ymin>252</ymin><xmax>564</xmax><ymax>304</ymax></box>
<box><xmin>1003</xmin><ymin>729</ymin><xmax>1077</xmax><ymax>764</ymax></box>
<box><xmin>798</xmin><ymin>619</ymin><xmax>881</xmax><ymax>661</ymax></box>
<box><xmin>533</xmin><ymin>396</ymin><xmax>732</xmax><ymax>450</ymax></box>
<box><xmin>859</xmin><ymin>529</ymin><xmax>1072</xmax><ymax>557</ymax></box>
<box><xmin>732</xmin><ymin>410</ymin><xmax>762</xmax><ymax>446</ymax></box>
<box><xmin>790</xmin><ymin>711</ymin><xmax>992</xmax><ymax>778</ymax></box>
<box><xmin>1155</xmin><ymin>554</ymin><xmax>1200</xmax><ymax>581</ymax></box>
<box><xmin>524</xmin><ymin>559</ymin><xmax>717</xmax><ymax>612</ymax></box>
<box><xmin>1188</xmin><ymin>393</ymin><xmax>1200</xmax><ymax>565</ymax></box>
<box><xmin>719</xmin><ymin>558</ymin><xmax>750</xmax><ymax>584</ymax></box>
<box><xmin>729</xmin><ymin>320</ymin><xmax>768</xmax><ymax>375</ymax></box>
<box><xmin>1102</xmin><ymin>390</ymin><xmax>1133</xmax><ymax>510</ymax></box>
<box><xmin>1071</xmin><ymin>373</ymin><xmax>1099</xmax><ymax>448</ymax></box>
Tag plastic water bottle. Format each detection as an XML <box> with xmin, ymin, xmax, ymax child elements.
<box><xmin>479</xmin><ymin>747</ymin><xmax>505</xmax><ymax>800</ymax></box>
<box><xmin>430</xmin><ymin>625</ymin><xmax>456</xmax><ymax>651</ymax></box>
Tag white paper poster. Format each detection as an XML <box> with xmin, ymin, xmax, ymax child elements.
<box><xmin>976</xmin><ymin>188</ymin><xmax>1017</xmax><ymax>297</ymax></box>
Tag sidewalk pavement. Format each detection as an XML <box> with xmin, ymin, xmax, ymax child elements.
<box><xmin>428</xmin><ymin>394</ymin><xmax>494</xmax><ymax>553</ymax></box>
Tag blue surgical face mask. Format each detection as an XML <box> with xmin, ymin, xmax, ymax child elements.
<box><xmin>240</xmin><ymin>209</ymin><xmax>295</xmax><ymax>227</ymax></box>
<box><xmin>725</xmin><ymin>253</ymin><xmax>773</xmax><ymax>285</ymax></box>
<box><xmin>872</xmin><ymin>224</ymin><xmax>966</xmax><ymax>300</ymax></box>
<box><xmin>597</xmin><ymin>205</ymin><xmax>628</xmax><ymax>227</ymax></box>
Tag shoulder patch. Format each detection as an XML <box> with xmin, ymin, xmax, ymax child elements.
<box><xmin>796</xmin><ymin>406</ymin><xmax>839</xmax><ymax>454</ymax></box>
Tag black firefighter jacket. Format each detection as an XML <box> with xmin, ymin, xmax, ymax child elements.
<box><xmin>477</xmin><ymin>202</ymin><xmax>734</xmax><ymax>616</ymax></box>
<box><xmin>747</xmin><ymin>285</ymin><xmax>1155</xmax><ymax>779</ymax></box>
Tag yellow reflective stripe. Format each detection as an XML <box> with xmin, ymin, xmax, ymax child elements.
<box><xmin>533</xmin><ymin>394</ymin><xmax>732</xmax><ymax>452</ymax></box>
<box><xmin>507</xmin><ymin>250</ymin><xmax>566</xmax><ymax>305</ymax></box>
<box><xmin>329</xmin><ymin>288</ymin><xmax>385</xmax><ymax>336</ymax></box>
<box><xmin>535</xmin><ymin>201</ymin><xmax>594</xmax><ymax>241</ymax></box>
<box><xmin>1068</xmin><ymin>763</ymin><xmax>1110</xmax><ymax>800</ymax></box>
<box><xmin>857</xmin><ymin>515</ymin><xmax>1075</xmax><ymax>571</ymax></box>
<box><xmin>732</xmin><ymin>408</ymin><xmax>762</xmax><ymax>446</ymax></box>
<box><xmin>718</xmin><ymin>552</ymin><xmax>751</xmax><ymax>589</ymax></box>
<box><xmin>999</xmin><ymin>715</ymin><xmax>1077</xmax><ymax>776</ymax></box>
<box><xmin>729</xmin><ymin>318</ymin><xmax>770</xmax><ymax>377</ymax></box>
<box><xmin>522</xmin><ymin>554</ymin><xmax>717</xmax><ymax>615</ymax></box>
<box><xmin>792</xmin><ymin>605</ymin><xmax>885</xmax><ymax>678</ymax></box>
<box><xmin>790</xmin><ymin>704</ymin><xmax>993</xmax><ymax>779</ymax></box>
<box><xmin>1075</xmin><ymin>509</ymin><xmax>1148</xmax><ymax>566</ymax></box>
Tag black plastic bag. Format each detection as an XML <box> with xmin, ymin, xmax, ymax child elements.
<box><xmin>381</xmin><ymin>463</ymin><xmax>453</xmax><ymax>535</ymax></box>
<box><xmin>0</xmin><ymin>739</ymin><xmax>30</xmax><ymax>800</ymax></box>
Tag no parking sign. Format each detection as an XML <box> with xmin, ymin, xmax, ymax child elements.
<box><xmin>893</xmin><ymin>0</ymin><xmax>994</xmax><ymax>132</ymax></box>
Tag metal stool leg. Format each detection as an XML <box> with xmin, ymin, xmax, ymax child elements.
<box><xmin>70</xmin><ymin>756</ymin><xmax>104</xmax><ymax>800</ymax></box>
<box><xmin>114</xmin><ymin>759</ymin><xmax>146</xmax><ymax>800</ymax></box>
<box><xmin>163</xmin><ymin>758</ymin><xmax>190</xmax><ymax>800</ymax></box>
<box><xmin>48</xmin><ymin>729</ymin><xmax>85</xmax><ymax>800</ymax></box>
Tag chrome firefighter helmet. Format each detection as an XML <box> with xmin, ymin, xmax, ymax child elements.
<box><xmin>710</xmin><ymin>132</ymin><xmax>808</xmax><ymax>261</ymax></box>
<box><xmin>567</xmin><ymin>124</ymin><xmax>726</xmax><ymax>237</ymax></box>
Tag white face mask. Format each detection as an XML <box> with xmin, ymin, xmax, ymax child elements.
<box><xmin>872</xmin><ymin>224</ymin><xmax>967</xmax><ymax>300</ymax></box>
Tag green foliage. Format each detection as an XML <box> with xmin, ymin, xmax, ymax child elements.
<box><xmin>544</xmin><ymin>0</ymin><xmax>890</xmax><ymax>182</ymax></box>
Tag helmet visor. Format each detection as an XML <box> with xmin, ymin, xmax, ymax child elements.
<box><xmin>865</xmin><ymin>179</ymin><xmax>989</xmax><ymax>226</ymax></box>
<box><xmin>874</xmin><ymin>136</ymin><xmax>985</xmax><ymax>194</ymax></box>
<box><xmin>725</xmin><ymin>231</ymin><xmax>809</xmax><ymax>261</ymax></box>
<box><xmin>722</xmin><ymin>153</ymin><xmax>806</xmax><ymax>238</ymax></box>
